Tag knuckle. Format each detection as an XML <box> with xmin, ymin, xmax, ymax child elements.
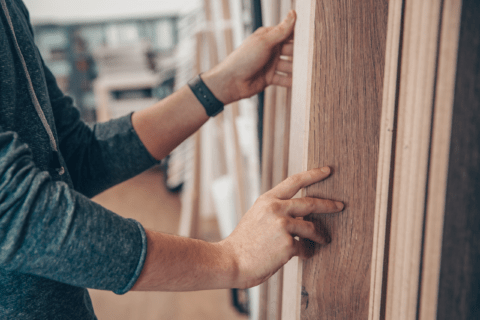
<box><xmin>268</xmin><ymin>200</ymin><xmax>283</xmax><ymax>213</ymax></box>
<box><xmin>305</xmin><ymin>198</ymin><xmax>316</xmax><ymax>211</ymax></box>
<box><xmin>254</xmin><ymin>27</ymin><xmax>270</xmax><ymax>41</ymax></box>
<box><xmin>306</xmin><ymin>221</ymin><xmax>316</xmax><ymax>234</ymax></box>
<box><xmin>254</xmin><ymin>26</ymin><xmax>267</xmax><ymax>34</ymax></box>
<box><xmin>276</xmin><ymin>216</ymin><xmax>289</xmax><ymax>229</ymax></box>
<box><xmin>285</xmin><ymin>236</ymin><xmax>295</xmax><ymax>249</ymax></box>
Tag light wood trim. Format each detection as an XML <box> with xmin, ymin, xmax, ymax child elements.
<box><xmin>418</xmin><ymin>1</ymin><xmax>463</xmax><ymax>319</ymax></box>
<box><xmin>385</xmin><ymin>0</ymin><xmax>444</xmax><ymax>319</ymax></box>
<box><xmin>368</xmin><ymin>0</ymin><xmax>404</xmax><ymax>319</ymax></box>
<box><xmin>281</xmin><ymin>0</ymin><xmax>316</xmax><ymax>319</ymax></box>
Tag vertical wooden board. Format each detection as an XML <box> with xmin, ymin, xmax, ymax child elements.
<box><xmin>267</xmin><ymin>87</ymin><xmax>291</xmax><ymax>320</ymax></box>
<box><xmin>281</xmin><ymin>0</ymin><xmax>316</xmax><ymax>319</ymax></box>
<box><xmin>301</xmin><ymin>0</ymin><xmax>387</xmax><ymax>319</ymax></box>
<box><xmin>435</xmin><ymin>1</ymin><xmax>480</xmax><ymax>319</ymax></box>
<box><xmin>385</xmin><ymin>0</ymin><xmax>443</xmax><ymax>319</ymax></box>
<box><xmin>418</xmin><ymin>0</ymin><xmax>462</xmax><ymax>319</ymax></box>
<box><xmin>368</xmin><ymin>1</ymin><xmax>404</xmax><ymax>319</ymax></box>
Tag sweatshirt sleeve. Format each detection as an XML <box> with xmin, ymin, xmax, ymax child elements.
<box><xmin>45</xmin><ymin>62</ymin><xmax>160</xmax><ymax>197</ymax></box>
<box><xmin>0</xmin><ymin>127</ymin><xmax>147</xmax><ymax>294</ymax></box>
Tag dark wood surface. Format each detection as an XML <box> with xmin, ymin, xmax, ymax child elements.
<box><xmin>436</xmin><ymin>1</ymin><xmax>480</xmax><ymax>319</ymax></box>
<box><xmin>300</xmin><ymin>0</ymin><xmax>388</xmax><ymax>319</ymax></box>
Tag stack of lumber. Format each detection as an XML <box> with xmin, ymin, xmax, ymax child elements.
<box><xmin>259</xmin><ymin>0</ymin><xmax>480</xmax><ymax>319</ymax></box>
<box><xmin>177</xmin><ymin>0</ymin><xmax>261</xmax><ymax>253</ymax></box>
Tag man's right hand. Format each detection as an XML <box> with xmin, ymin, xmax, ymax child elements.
<box><xmin>131</xmin><ymin>167</ymin><xmax>343</xmax><ymax>292</ymax></box>
<box><xmin>219</xmin><ymin>167</ymin><xmax>344</xmax><ymax>289</ymax></box>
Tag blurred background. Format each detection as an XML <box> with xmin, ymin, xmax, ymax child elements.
<box><xmin>23</xmin><ymin>0</ymin><xmax>270</xmax><ymax>319</ymax></box>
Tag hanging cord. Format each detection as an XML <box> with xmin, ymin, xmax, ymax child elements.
<box><xmin>1</xmin><ymin>0</ymin><xmax>64</xmax><ymax>175</ymax></box>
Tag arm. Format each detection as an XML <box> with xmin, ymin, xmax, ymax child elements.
<box><xmin>132</xmin><ymin>11</ymin><xmax>296</xmax><ymax>160</ymax></box>
<box><xmin>133</xmin><ymin>167</ymin><xmax>344</xmax><ymax>291</ymax></box>
<box><xmin>131</xmin><ymin>12</ymin><xmax>344</xmax><ymax>291</ymax></box>
<box><xmin>0</xmin><ymin>128</ymin><xmax>147</xmax><ymax>294</ymax></box>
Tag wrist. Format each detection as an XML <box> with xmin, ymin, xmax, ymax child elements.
<box><xmin>201</xmin><ymin>68</ymin><xmax>236</xmax><ymax>105</ymax></box>
<box><xmin>214</xmin><ymin>240</ymin><xmax>241</xmax><ymax>288</ymax></box>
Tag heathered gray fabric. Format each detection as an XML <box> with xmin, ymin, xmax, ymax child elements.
<box><xmin>0</xmin><ymin>0</ymin><xmax>159</xmax><ymax>318</ymax></box>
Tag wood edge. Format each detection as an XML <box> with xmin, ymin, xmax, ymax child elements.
<box><xmin>281</xmin><ymin>0</ymin><xmax>316</xmax><ymax>319</ymax></box>
<box><xmin>385</xmin><ymin>0</ymin><xmax>444</xmax><ymax>318</ymax></box>
<box><xmin>368</xmin><ymin>0</ymin><xmax>404</xmax><ymax>319</ymax></box>
<box><xmin>418</xmin><ymin>1</ymin><xmax>462</xmax><ymax>319</ymax></box>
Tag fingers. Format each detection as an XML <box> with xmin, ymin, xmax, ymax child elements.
<box><xmin>268</xmin><ymin>10</ymin><xmax>296</xmax><ymax>44</ymax></box>
<box><xmin>268</xmin><ymin>167</ymin><xmax>332</xmax><ymax>199</ymax></box>
<box><xmin>271</xmin><ymin>73</ymin><xmax>292</xmax><ymax>87</ymax></box>
<box><xmin>285</xmin><ymin>197</ymin><xmax>344</xmax><ymax>217</ymax></box>
<box><xmin>287</xmin><ymin>219</ymin><xmax>330</xmax><ymax>245</ymax></box>
<box><xmin>276</xmin><ymin>59</ymin><xmax>292</xmax><ymax>73</ymax></box>
<box><xmin>281</xmin><ymin>42</ymin><xmax>293</xmax><ymax>56</ymax></box>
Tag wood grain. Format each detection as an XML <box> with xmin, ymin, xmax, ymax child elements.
<box><xmin>435</xmin><ymin>1</ymin><xmax>480</xmax><ymax>319</ymax></box>
<box><xmin>300</xmin><ymin>0</ymin><xmax>387</xmax><ymax>319</ymax></box>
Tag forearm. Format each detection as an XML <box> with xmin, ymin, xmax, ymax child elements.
<box><xmin>131</xmin><ymin>11</ymin><xmax>297</xmax><ymax>161</ymax></box>
<box><xmin>131</xmin><ymin>229</ymin><xmax>238</xmax><ymax>291</ymax></box>
<box><xmin>131</xmin><ymin>85</ymin><xmax>210</xmax><ymax>161</ymax></box>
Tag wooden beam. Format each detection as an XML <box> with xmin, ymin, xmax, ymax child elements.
<box><xmin>298</xmin><ymin>0</ymin><xmax>387</xmax><ymax>318</ymax></box>
<box><xmin>384</xmin><ymin>0</ymin><xmax>444</xmax><ymax>318</ymax></box>
<box><xmin>417</xmin><ymin>1</ymin><xmax>462</xmax><ymax>319</ymax></box>
<box><xmin>281</xmin><ymin>0</ymin><xmax>316</xmax><ymax>319</ymax></box>
<box><xmin>368</xmin><ymin>0</ymin><xmax>404</xmax><ymax>319</ymax></box>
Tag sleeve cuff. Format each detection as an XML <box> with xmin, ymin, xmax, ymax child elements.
<box><xmin>127</xmin><ymin>112</ymin><xmax>161</xmax><ymax>166</ymax></box>
<box><xmin>114</xmin><ymin>219</ymin><xmax>148</xmax><ymax>295</ymax></box>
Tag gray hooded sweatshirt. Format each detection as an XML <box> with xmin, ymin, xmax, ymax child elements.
<box><xmin>0</xmin><ymin>0</ymin><xmax>159</xmax><ymax>318</ymax></box>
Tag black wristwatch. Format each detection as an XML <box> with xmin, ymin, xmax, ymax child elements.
<box><xmin>187</xmin><ymin>74</ymin><xmax>224</xmax><ymax>117</ymax></box>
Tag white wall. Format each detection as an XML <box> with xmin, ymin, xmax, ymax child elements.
<box><xmin>23</xmin><ymin>0</ymin><xmax>201</xmax><ymax>23</ymax></box>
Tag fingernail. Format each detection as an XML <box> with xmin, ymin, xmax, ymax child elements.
<box><xmin>335</xmin><ymin>201</ymin><xmax>344</xmax><ymax>210</ymax></box>
<box><xmin>321</xmin><ymin>166</ymin><xmax>330</xmax><ymax>173</ymax></box>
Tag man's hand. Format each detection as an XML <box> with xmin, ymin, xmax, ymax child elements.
<box><xmin>133</xmin><ymin>10</ymin><xmax>296</xmax><ymax>161</ymax></box>
<box><xmin>131</xmin><ymin>167</ymin><xmax>343</xmax><ymax>292</ymax></box>
<box><xmin>202</xmin><ymin>10</ymin><xmax>296</xmax><ymax>105</ymax></box>
<box><xmin>218</xmin><ymin>167</ymin><xmax>344</xmax><ymax>289</ymax></box>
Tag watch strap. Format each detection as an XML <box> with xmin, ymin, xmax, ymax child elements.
<box><xmin>187</xmin><ymin>74</ymin><xmax>224</xmax><ymax>117</ymax></box>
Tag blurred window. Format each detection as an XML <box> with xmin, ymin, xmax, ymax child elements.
<box><xmin>79</xmin><ymin>26</ymin><xmax>106</xmax><ymax>51</ymax></box>
<box><xmin>155</xmin><ymin>19</ymin><xmax>174</xmax><ymax>51</ymax></box>
<box><xmin>36</xmin><ymin>28</ymin><xmax>68</xmax><ymax>60</ymax></box>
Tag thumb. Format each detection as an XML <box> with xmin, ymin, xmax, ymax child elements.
<box><xmin>269</xmin><ymin>10</ymin><xmax>296</xmax><ymax>44</ymax></box>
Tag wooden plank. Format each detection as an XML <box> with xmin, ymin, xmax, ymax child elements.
<box><xmin>417</xmin><ymin>1</ymin><xmax>462</xmax><ymax>319</ymax></box>
<box><xmin>281</xmin><ymin>0</ymin><xmax>316</xmax><ymax>319</ymax></box>
<box><xmin>299</xmin><ymin>0</ymin><xmax>387</xmax><ymax>319</ymax></box>
<box><xmin>220</xmin><ymin>0</ymin><xmax>248</xmax><ymax>220</ymax></box>
<box><xmin>262</xmin><ymin>0</ymin><xmax>292</xmax><ymax>318</ymax></box>
<box><xmin>384</xmin><ymin>0</ymin><xmax>444</xmax><ymax>318</ymax></box>
<box><xmin>266</xmin><ymin>86</ymin><xmax>290</xmax><ymax>320</ymax></box>
<box><xmin>259</xmin><ymin>86</ymin><xmax>277</xmax><ymax>320</ymax></box>
<box><xmin>434</xmin><ymin>1</ymin><xmax>480</xmax><ymax>319</ymax></box>
<box><xmin>368</xmin><ymin>0</ymin><xmax>404</xmax><ymax>319</ymax></box>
